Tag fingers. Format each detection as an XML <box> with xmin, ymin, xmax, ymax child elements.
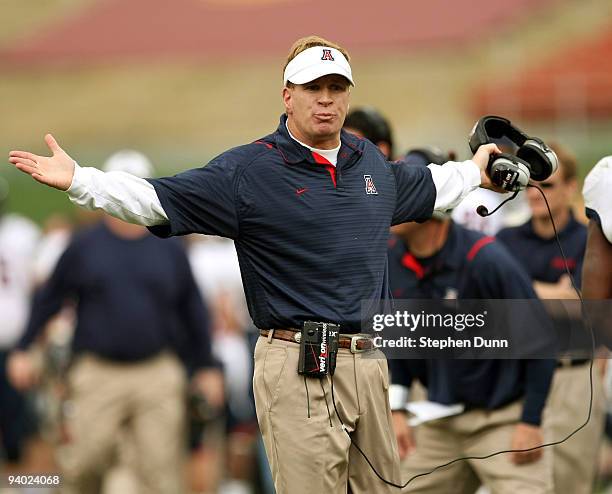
<box><xmin>9</xmin><ymin>156</ymin><xmax>37</xmax><ymax>168</ymax></box>
<box><xmin>45</xmin><ymin>133</ymin><xmax>62</xmax><ymax>155</ymax></box>
<box><xmin>9</xmin><ymin>150</ymin><xmax>40</xmax><ymax>162</ymax></box>
<box><xmin>32</xmin><ymin>173</ymin><xmax>47</xmax><ymax>184</ymax></box>
<box><xmin>485</xmin><ymin>143</ymin><xmax>502</xmax><ymax>154</ymax></box>
<box><xmin>13</xmin><ymin>161</ymin><xmax>38</xmax><ymax>176</ymax></box>
<box><xmin>9</xmin><ymin>155</ymin><xmax>39</xmax><ymax>177</ymax></box>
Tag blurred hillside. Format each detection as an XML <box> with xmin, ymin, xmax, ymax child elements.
<box><xmin>1</xmin><ymin>0</ymin><xmax>611</xmax><ymax>222</ymax></box>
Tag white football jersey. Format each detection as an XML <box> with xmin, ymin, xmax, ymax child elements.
<box><xmin>583</xmin><ymin>156</ymin><xmax>612</xmax><ymax>243</ymax></box>
<box><xmin>187</xmin><ymin>236</ymin><xmax>249</xmax><ymax>330</ymax></box>
<box><xmin>0</xmin><ymin>214</ymin><xmax>40</xmax><ymax>348</ymax></box>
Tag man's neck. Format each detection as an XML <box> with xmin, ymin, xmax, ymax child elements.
<box><xmin>286</xmin><ymin>117</ymin><xmax>340</xmax><ymax>150</ymax></box>
<box><xmin>400</xmin><ymin>221</ymin><xmax>450</xmax><ymax>258</ymax></box>
<box><xmin>531</xmin><ymin>208</ymin><xmax>571</xmax><ymax>239</ymax></box>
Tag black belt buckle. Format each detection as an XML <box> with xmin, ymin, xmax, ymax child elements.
<box><xmin>298</xmin><ymin>321</ymin><xmax>340</xmax><ymax>377</ymax></box>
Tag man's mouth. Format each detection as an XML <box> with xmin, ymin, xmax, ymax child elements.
<box><xmin>314</xmin><ymin>113</ymin><xmax>335</xmax><ymax>122</ymax></box>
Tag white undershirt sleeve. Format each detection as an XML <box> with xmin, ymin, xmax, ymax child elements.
<box><xmin>388</xmin><ymin>384</ymin><xmax>411</xmax><ymax>411</ymax></box>
<box><xmin>66</xmin><ymin>163</ymin><xmax>169</xmax><ymax>226</ymax></box>
<box><xmin>428</xmin><ymin>160</ymin><xmax>482</xmax><ymax>213</ymax></box>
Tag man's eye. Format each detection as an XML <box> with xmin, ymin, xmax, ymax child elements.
<box><xmin>306</xmin><ymin>85</ymin><xmax>319</xmax><ymax>91</ymax></box>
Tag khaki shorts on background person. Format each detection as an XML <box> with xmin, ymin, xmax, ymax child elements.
<box><xmin>399</xmin><ymin>401</ymin><xmax>553</xmax><ymax>494</ymax></box>
<box><xmin>58</xmin><ymin>352</ymin><xmax>187</xmax><ymax>494</ymax></box>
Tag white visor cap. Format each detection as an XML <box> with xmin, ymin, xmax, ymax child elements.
<box><xmin>283</xmin><ymin>46</ymin><xmax>354</xmax><ymax>86</ymax></box>
<box><xmin>103</xmin><ymin>150</ymin><xmax>154</xmax><ymax>178</ymax></box>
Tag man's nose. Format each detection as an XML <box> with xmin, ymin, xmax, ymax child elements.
<box><xmin>318</xmin><ymin>89</ymin><xmax>333</xmax><ymax>105</ymax></box>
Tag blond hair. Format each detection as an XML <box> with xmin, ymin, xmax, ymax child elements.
<box><xmin>283</xmin><ymin>35</ymin><xmax>350</xmax><ymax>83</ymax></box>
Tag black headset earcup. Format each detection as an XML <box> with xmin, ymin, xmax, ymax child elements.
<box><xmin>516</xmin><ymin>139</ymin><xmax>559</xmax><ymax>181</ymax></box>
<box><xmin>488</xmin><ymin>153</ymin><xmax>531</xmax><ymax>191</ymax></box>
<box><xmin>469</xmin><ymin>117</ymin><xmax>491</xmax><ymax>154</ymax></box>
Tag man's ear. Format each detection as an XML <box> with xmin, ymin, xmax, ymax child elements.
<box><xmin>282</xmin><ymin>86</ymin><xmax>293</xmax><ymax>115</ymax></box>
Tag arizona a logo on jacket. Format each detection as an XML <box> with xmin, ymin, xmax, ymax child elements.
<box><xmin>364</xmin><ymin>175</ymin><xmax>378</xmax><ymax>195</ymax></box>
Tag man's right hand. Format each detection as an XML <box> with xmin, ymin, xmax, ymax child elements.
<box><xmin>392</xmin><ymin>410</ymin><xmax>416</xmax><ymax>460</ymax></box>
<box><xmin>7</xmin><ymin>351</ymin><xmax>39</xmax><ymax>391</ymax></box>
<box><xmin>9</xmin><ymin>134</ymin><xmax>75</xmax><ymax>191</ymax></box>
<box><xmin>471</xmin><ymin>143</ymin><xmax>506</xmax><ymax>193</ymax></box>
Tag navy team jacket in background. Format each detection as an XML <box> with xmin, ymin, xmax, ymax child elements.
<box><xmin>18</xmin><ymin>222</ymin><xmax>214</xmax><ymax>369</ymax></box>
<box><xmin>387</xmin><ymin>223</ymin><xmax>556</xmax><ymax>425</ymax></box>
<box><xmin>497</xmin><ymin>213</ymin><xmax>588</xmax><ymax>353</ymax></box>
<box><xmin>148</xmin><ymin>115</ymin><xmax>436</xmax><ymax>332</ymax></box>
<box><xmin>496</xmin><ymin>212</ymin><xmax>586</xmax><ymax>286</ymax></box>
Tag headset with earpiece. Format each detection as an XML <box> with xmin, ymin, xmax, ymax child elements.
<box><xmin>469</xmin><ymin>115</ymin><xmax>559</xmax><ymax>192</ymax></box>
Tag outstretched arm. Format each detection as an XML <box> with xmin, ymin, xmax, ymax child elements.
<box><xmin>9</xmin><ymin>135</ymin><xmax>168</xmax><ymax>226</ymax></box>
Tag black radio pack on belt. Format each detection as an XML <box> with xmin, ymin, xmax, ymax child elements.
<box><xmin>298</xmin><ymin>321</ymin><xmax>339</xmax><ymax>377</ymax></box>
<box><xmin>469</xmin><ymin>115</ymin><xmax>559</xmax><ymax>192</ymax></box>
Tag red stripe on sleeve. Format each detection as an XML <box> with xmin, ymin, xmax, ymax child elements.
<box><xmin>467</xmin><ymin>236</ymin><xmax>495</xmax><ymax>261</ymax></box>
<box><xmin>401</xmin><ymin>253</ymin><xmax>425</xmax><ymax>279</ymax></box>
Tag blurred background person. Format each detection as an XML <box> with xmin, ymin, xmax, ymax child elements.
<box><xmin>7</xmin><ymin>151</ymin><xmax>223</xmax><ymax>494</ymax></box>
<box><xmin>343</xmin><ymin>106</ymin><xmax>395</xmax><ymax>159</ymax></box>
<box><xmin>0</xmin><ymin>176</ymin><xmax>41</xmax><ymax>470</ymax></box>
<box><xmin>388</xmin><ymin>158</ymin><xmax>555</xmax><ymax>493</ymax></box>
<box><xmin>497</xmin><ymin>144</ymin><xmax>606</xmax><ymax>494</ymax></box>
<box><xmin>187</xmin><ymin>235</ymin><xmax>259</xmax><ymax>494</ymax></box>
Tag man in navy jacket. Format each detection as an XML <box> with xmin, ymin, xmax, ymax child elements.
<box><xmin>388</xmin><ymin>171</ymin><xmax>555</xmax><ymax>492</ymax></box>
<box><xmin>9</xmin><ymin>36</ymin><xmax>504</xmax><ymax>494</ymax></box>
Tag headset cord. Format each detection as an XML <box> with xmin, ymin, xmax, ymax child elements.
<box><xmin>329</xmin><ymin>184</ymin><xmax>595</xmax><ymax>489</ymax></box>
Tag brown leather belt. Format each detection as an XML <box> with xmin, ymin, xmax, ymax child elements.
<box><xmin>260</xmin><ymin>329</ymin><xmax>375</xmax><ymax>353</ymax></box>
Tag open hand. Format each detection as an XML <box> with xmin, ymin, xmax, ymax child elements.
<box><xmin>9</xmin><ymin>134</ymin><xmax>75</xmax><ymax>191</ymax></box>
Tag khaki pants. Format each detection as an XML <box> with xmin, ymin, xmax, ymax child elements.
<box><xmin>253</xmin><ymin>336</ymin><xmax>401</xmax><ymax>494</ymax></box>
<box><xmin>544</xmin><ymin>362</ymin><xmax>605</xmax><ymax>494</ymax></box>
<box><xmin>400</xmin><ymin>401</ymin><xmax>553</xmax><ymax>493</ymax></box>
<box><xmin>59</xmin><ymin>352</ymin><xmax>187</xmax><ymax>494</ymax></box>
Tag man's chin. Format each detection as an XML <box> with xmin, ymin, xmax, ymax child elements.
<box><xmin>312</xmin><ymin>123</ymin><xmax>340</xmax><ymax>139</ymax></box>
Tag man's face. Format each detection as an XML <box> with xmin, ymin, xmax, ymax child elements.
<box><xmin>526</xmin><ymin>167</ymin><xmax>576</xmax><ymax>219</ymax></box>
<box><xmin>283</xmin><ymin>74</ymin><xmax>350</xmax><ymax>148</ymax></box>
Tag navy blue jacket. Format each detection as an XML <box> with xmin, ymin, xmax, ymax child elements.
<box><xmin>148</xmin><ymin>115</ymin><xmax>436</xmax><ymax>332</ymax></box>
<box><xmin>496</xmin><ymin>212</ymin><xmax>586</xmax><ymax>286</ymax></box>
<box><xmin>388</xmin><ymin>222</ymin><xmax>556</xmax><ymax>425</ymax></box>
<box><xmin>18</xmin><ymin>222</ymin><xmax>214</xmax><ymax>368</ymax></box>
